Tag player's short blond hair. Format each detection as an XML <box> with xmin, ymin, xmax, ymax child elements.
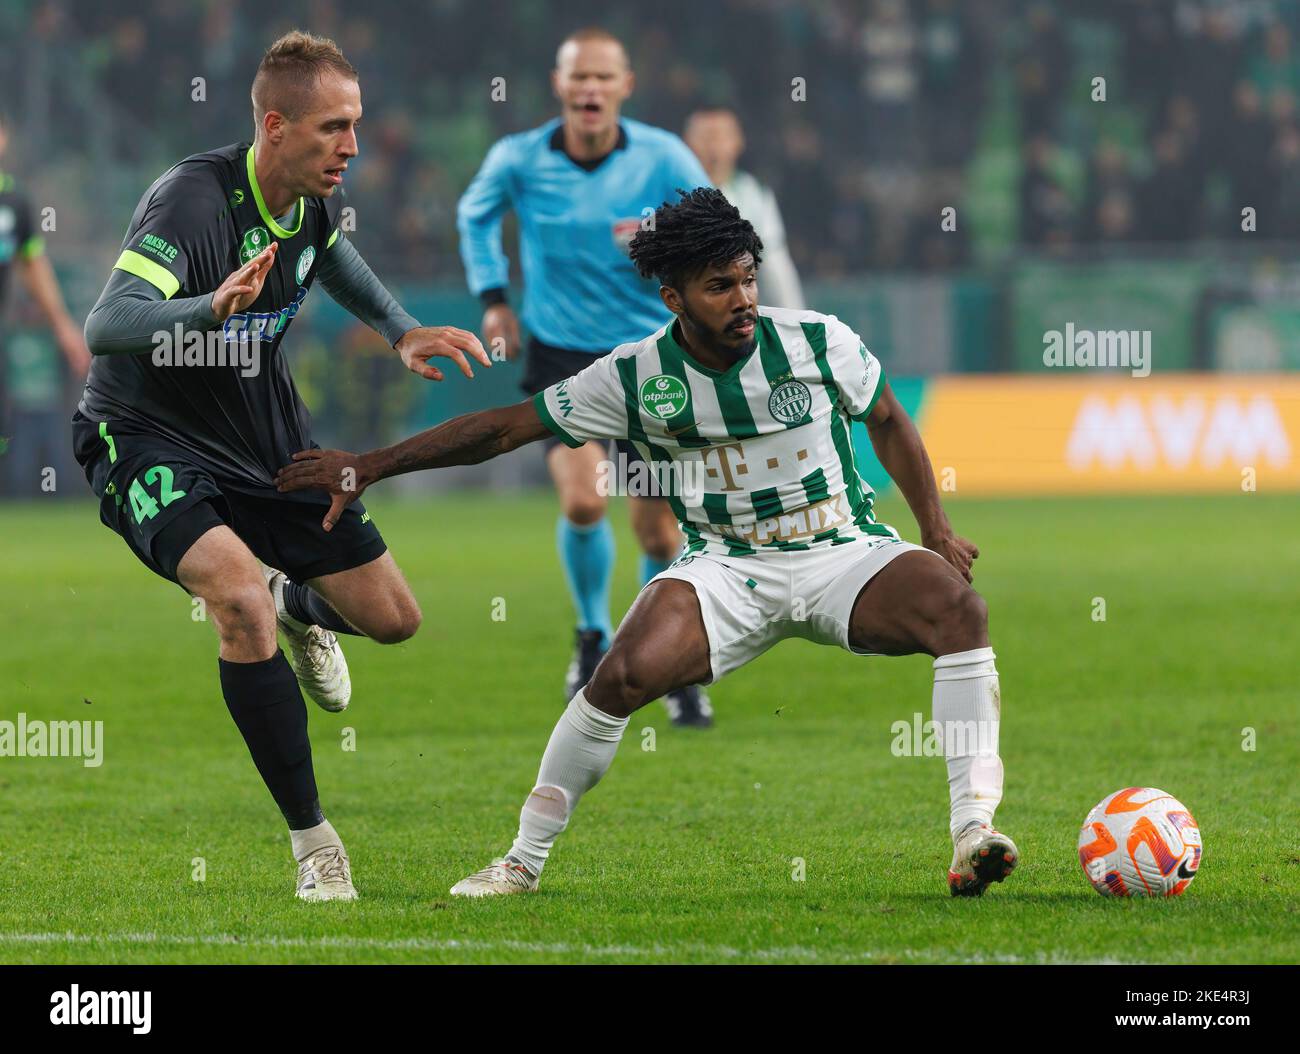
<box><xmin>252</xmin><ymin>30</ymin><xmax>357</xmax><ymax>123</ymax></box>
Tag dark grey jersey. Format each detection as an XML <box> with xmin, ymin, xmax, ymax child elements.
<box><xmin>79</xmin><ymin>141</ymin><xmax>344</xmax><ymax>490</ymax></box>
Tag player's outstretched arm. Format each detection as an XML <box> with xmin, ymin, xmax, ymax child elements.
<box><xmin>317</xmin><ymin>236</ymin><xmax>491</xmax><ymax>380</ymax></box>
<box><xmin>275</xmin><ymin>399</ymin><xmax>550</xmax><ymax>531</ymax></box>
<box><xmin>865</xmin><ymin>383</ymin><xmax>979</xmax><ymax>582</ymax></box>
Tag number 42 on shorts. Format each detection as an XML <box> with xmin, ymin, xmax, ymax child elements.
<box><xmin>128</xmin><ymin>466</ymin><xmax>187</xmax><ymax>524</ymax></box>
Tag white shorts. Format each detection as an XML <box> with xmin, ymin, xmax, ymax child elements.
<box><xmin>651</xmin><ymin>536</ymin><xmax>932</xmax><ymax>683</ymax></box>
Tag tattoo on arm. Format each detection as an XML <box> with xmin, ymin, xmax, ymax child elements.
<box><xmin>389</xmin><ymin>413</ymin><xmax>510</xmax><ymax>473</ymax></box>
<box><xmin>372</xmin><ymin>401</ymin><xmax>547</xmax><ymax>481</ymax></box>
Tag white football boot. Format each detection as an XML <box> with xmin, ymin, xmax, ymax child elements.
<box><xmin>948</xmin><ymin>822</ymin><xmax>1019</xmax><ymax>897</ymax></box>
<box><xmin>264</xmin><ymin>566</ymin><xmax>352</xmax><ymax>713</ymax></box>
<box><xmin>296</xmin><ymin>845</ymin><xmax>358</xmax><ymax>902</ymax></box>
<box><xmin>450</xmin><ymin>857</ymin><xmax>539</xmax><ymax>898</ymax></box>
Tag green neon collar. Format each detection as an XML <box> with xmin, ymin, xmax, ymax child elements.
<box><xmin>245</xmin><ymin>145</ymin><xmax>303</xmax><ymax>239</ymax></box>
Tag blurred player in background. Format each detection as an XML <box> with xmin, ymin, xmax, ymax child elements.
<box><xmin>457</xmin><ymin>27</ymin><xmax>715</xmax><ymax>727</ymax></box>
<box><xmin>0</xmin><ymin>112</ymin><xmax>91</xmax><ymax>493</ymax></box>
<box><xmin>72</xmin><ymin>32</ymin><xmax>489</xmax><ymax>902</ymax></box>
<box><xmin>685</xmin><ymin>107</ymin><xmax>804</xmax><ymax>309</ymax></box>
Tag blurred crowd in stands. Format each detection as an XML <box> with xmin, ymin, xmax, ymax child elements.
<box><xmin>5</xmin><ymin>0</ymin><xmax>1300</xmax><ymax>281</ymax></box>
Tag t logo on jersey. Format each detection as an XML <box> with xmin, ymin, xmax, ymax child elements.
<box><xmin>240</xmin><ymin>226</ymin><xmax>270</xmax><ymax>263</ymax></box>
<box><xmin>768</xmin><ymin>379</ymin><xmax>812</xmax><ymax>424</ymax></box>
<box><xmin>640</xmin><ymin>375</ymin><xmax>689</xmax><ymax>421</ymax></box>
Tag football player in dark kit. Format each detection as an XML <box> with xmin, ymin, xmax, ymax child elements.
<box><xmin>72</xmin><ymin>31</ymin><xmax>490</xmax><ymax>901</ymax></box>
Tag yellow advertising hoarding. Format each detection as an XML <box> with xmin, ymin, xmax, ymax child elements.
<box><xmin>918</xmin><ymin>374</ymin><xmax>1300</xmax><ymax>495</ymax></box>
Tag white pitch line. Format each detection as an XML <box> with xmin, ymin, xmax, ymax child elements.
<box><xmin>0</xmin><ymin>932</ymin><xmax>1129</xmax><ymax>965</ymax></box>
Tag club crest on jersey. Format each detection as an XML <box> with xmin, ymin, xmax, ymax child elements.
<box><xmin>239</xmin><ymin>226</ymin><xmax>270</xmax><ymax>263</ymax></box>
<box><xmin>768</xmin><ymin>379</ymin><xmax>812</xmax><ymax>424</ymax></box>
<box><xmin>295</xmin><ymin>246</ymin><xmax>316</xmax><ymax>283</ymax></box>
<box><xmin>639</xmin><ymin>374</ymin><xmax>689</xmax><ymax>421</ymax></box>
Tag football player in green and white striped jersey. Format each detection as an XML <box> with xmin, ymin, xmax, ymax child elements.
<box><xmin>276</xmin><ymin>188</ymin><xmax>1020</xmax><ymax>899</ymax></box>
<box><xmin>533</xmin><ymin>290</ymin><xmax>893</xmax><ymax>559</ymax></box>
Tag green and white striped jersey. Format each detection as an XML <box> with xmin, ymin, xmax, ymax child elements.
<box><xmin>533</xmin><ymin>306</ymin><xmax>896</xmax><ymax>558</ymax></box>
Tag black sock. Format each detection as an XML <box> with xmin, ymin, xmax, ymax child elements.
<box><xmin>282</xmin><ymin>579</ymin><xmax>361</xmax><ymax>636</ymax></box>
<box><xmin>219</xmin><ymin>652</ymin><xmax>324</xmax><ymax>830</ymax></box>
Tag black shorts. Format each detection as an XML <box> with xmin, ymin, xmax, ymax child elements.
<box><xmin>521</xmin><ymin>337</ymin><xmax>642</xmax><ymax>464</ymax></box>
<box><xmin>71</xmin><ymin>411</ymin><xmax>387</xmax><ymax>587</ymax></box>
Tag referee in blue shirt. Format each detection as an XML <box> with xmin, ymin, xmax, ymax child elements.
<box><xmin>458</xmin><ymin>27</ymin><xmax>713</xmax><ymax>727</ymax></box>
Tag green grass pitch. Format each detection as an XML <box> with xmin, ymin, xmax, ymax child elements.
<box><xmin>1</xmin><ymin>490</ymin><xmax>1296</xmax><ymax>964</ymax></box>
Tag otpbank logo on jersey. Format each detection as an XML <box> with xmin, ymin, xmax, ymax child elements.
<box><xmin>639</xmin><ymin>375</ymin><xmax>689</xmax><ymax>421</ymax></box>
<box><xmin>223</xmin><ymin>284</ymin><xmax>309</xmax><ymax>343</ymax></box>
<box><xmin>239</xmin><ymin>225</ymin><xmax>270</xmax><ymax>263</ymax></box>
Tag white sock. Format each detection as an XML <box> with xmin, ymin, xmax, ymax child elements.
<box><xmin>507</xmin><ymin>689</ymin><xmax>628</xmax><ymax>876</ymax></box>
<box><xmin>932</xmin><ymin>647</ymin><xmax>1003</xmax><ymax>840</ymax></box>
<box><xmin>290</xmin><ymin>818</ymin><xmax>342</xmax><ymax>862</ymax></box>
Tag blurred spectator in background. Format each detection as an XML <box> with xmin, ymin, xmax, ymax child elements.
<box><xmin>1020</xmin><ymin>134</ymin><xmax>1073</xmax><ymax>250</ymax></box>
<box><xmin>905</xmin><ymin>178</ymin><xmax>971</xmax><ymax>270</ymax></box>
<box><xmin>685</xmin><ymin>107</ymin><xmax>804</xmax><ymax>308</ymax></box>
<box><xmin>774</xmin><ymin>119</ymin><xmax>846</xmax><ymax>275</ymax></box>
<box><xmin>10</xmin><ymin>0</ymin><xmax>1300</xmax><ymax>285</ymax></box>
<box><xmin>858</xmin><ymin>0</ymin><xmax>920</xmax><ymax>164</ymax></box>
<box><xmin>1080</xmin><ymin>141</ymin><xmax>1138</xmax><ymax>244</ymax></box>
<box><xmin>1140</xmin><ymin>129</ymin><xmax>1201</xmax><ymax>242</ymax></box>
<box><xmin>1121</xmin><ymin>0</ymin><xmax>1179</xmax><ymax>120</ymax></box>
<box><xmin>1015</xmin><ymin>3</ymin><xmax>1069</xmax><ymax>138</ymax></box>
<box><xmin>1247</xmin><ymin>20</ymin><xmax>1300</xmax><ymax>103</ymax></box>
<box><xmin>1183</xmin><ymin>7</ymin><xmax>1242</xmax><ymax>154</ymax></box>
<box><xmin>917</xmin><ymin>0</ymin><xmax>982</xmax><ymax>170</ymax></box>
<box><xmin>1226</xmin><ymin>81</ymin><xmax>1273</xmax><ymax>230</ymax></box>
<box><xmin>1267</xmin><ymin>122</ymin><xmax>1300</xmax><ymax>240</ymax></box>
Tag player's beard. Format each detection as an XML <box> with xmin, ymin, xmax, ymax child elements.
<box><xmin>681</xmin><ymin>303</ymin><xmax>755</xmax><ymax>363</ymax></box>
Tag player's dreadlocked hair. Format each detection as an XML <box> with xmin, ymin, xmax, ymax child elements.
<box><xmin>628</xmin><ymin>187</ymin><xmax>764</xmax><ymax>290</ymax></box>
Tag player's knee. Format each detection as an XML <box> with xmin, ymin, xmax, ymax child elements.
<box><xmin>369</xmin><ymin>601</ymin><xmax>421</xmax><ymax>645</ymax></box>
<box><xmin>208</xmin><ymin>580</ymin><xmax>276</xmax><ymax>646</ymax></box>
<box><xmin>562</xmin><ymin>494</ymin><xmax>607</xmax><ymax>526</ymax></box>
<box><xmin>634</xmin><ymin>517</ymin><xmax>681</xmax><ymax>562</ymax></box>
<box><xmin>587</xmin><ymin>649</ymin><xmax>652</xmax><ymax>717</ymax></box>
<box><xmin>930</xmin><ymin>585</ymin><xmax>989</xmax><ymax>654</ymax></box>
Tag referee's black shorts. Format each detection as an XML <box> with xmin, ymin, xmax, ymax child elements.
<box><xmin>521</xmin><ymin>337</ymin><xmax>642</xmax><ymax>464</ymax></box>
